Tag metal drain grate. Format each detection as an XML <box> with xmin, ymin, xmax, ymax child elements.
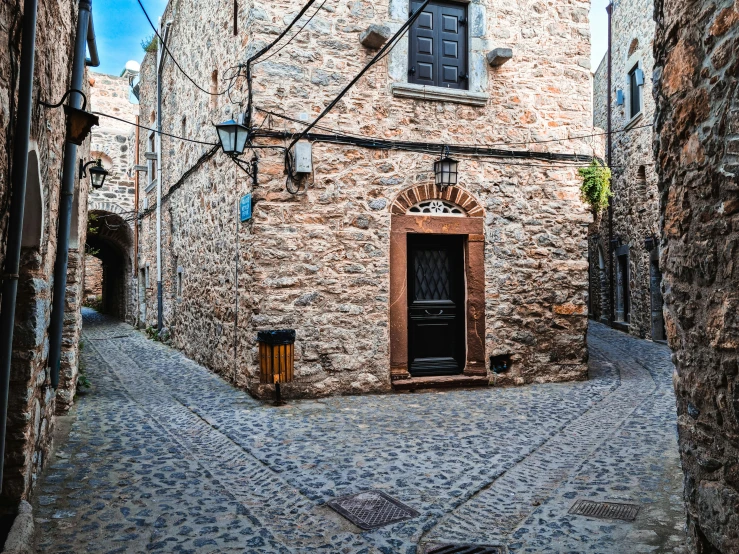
<box><xmin>426</xmin><ymin>545</ymin><xmax>505</xmax><ymax>554</ymax></box>
<box><xmin>326</xmin><ymin>490</ymin><xmax>419</xmax><ymax>530</ymax></box>
<box><xmin>569</xmin><ymin>499</ymin><xmax>640</xmax><ymax>521</ymax></box>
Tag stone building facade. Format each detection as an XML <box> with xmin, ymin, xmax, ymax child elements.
<box><xmin>0</xmin><ymin>0</ymin><xmax>90</xmax><ymax>510</ymax></box>
<box><xmin>136</xmin><ymin>0</ymin><xmax>594</xmax><ymax>398</ymax></box>
<box><xmin>654</xmin><ymin>0</ymin><xmax>739</xmax><ymax>550</ymax></box>
<box><xmin>86</xmin><ymin>71</ymin><xmax>138</xmax><ymax>322</ymax></box>
<box><xmin>589</xmin><ymin>0</ymin><xmax>665</xmax><ymax>342</ymax></box>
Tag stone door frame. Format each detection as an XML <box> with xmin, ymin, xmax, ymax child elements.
<box><xmin>388</xmin><ymin>186</ymin><xmax>486</xmax><ymax>381</ymax></box>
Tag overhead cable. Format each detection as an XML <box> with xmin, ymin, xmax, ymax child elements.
<box><xmin>136</xmin><ymin>0</ymin><xmax>232</xmax><ymax>96</ymax></box>
<box><xmin>245</xmin><ymin>0</ymin><xmax>319</xmax><ymax>121</ymax></box>
<box><xmin>257</xmin><ymin>0</ymin><xmax>329</xmax><ymax>65</ymax></box>
<box><xmin>286</xmin><ymin>0</ymin><xmax>431</xmax><ymax>153</ymax></box>
<box><xmin>93</xmin><ymin>112</ymin><xmax>218</xmax><ymax>146</ymax></box>
<box><xmin>256</xmin><ymin>107</ymin><xmax>653</xmax><ymax>150</ymax></box>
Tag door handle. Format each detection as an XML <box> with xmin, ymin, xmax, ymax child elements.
<box><xmin>424</xmin><ymin>309</ymin><xmax>444</xmax><ymax>316</ymax></box>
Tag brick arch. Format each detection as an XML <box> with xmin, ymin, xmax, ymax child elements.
<box><xmin>390</xmin><ymin>184</ymin><xmax>484</xmax><ymax>217</ymax></box>
<box><xmin>89</xmin><ymin>201</ymin><xmax>127</xmax><ymax>215</ymax></box>
<box><xmin>86</xmin><ymin>210</ymin><xmax>134</xmax><ymax>321</ymax></box>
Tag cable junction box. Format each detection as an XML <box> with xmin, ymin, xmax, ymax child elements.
<box><xmin>293</xmin><ymin>141</ymin><xmax>313</xmax><ymax>174</ymax></box>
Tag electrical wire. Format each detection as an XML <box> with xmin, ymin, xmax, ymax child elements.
<box><xmin>285</xmin><ymin>1</ymin><xmax>430</xmax><ymax>153</ymax></box>
<box><xmin>136</xmin><ymin>0</ymin><xmax>231</xmax><ymax>96</ymax></box>
<box><xmin>95</xmin><ymin>109</ymin><xmax>651</xmax><ymax>171</ymax></box>
<box><xmin>256</xmin><ymin>107</ymin><xmax>654</xmax><ymax>150</ymax></box>
<box><xmin>257</xmin><ymin>0</ymin><xmax>329</xmax><ymax>65</ymax></box>
<box><xmin>93</xmin><ymin>112</ymin><xmax>218</xmax><ymax>146</ymax></box>
<box><xmin>245</xmin><ymin>0</ymin><xmax>319</xmax><ymax>122</ymax></box>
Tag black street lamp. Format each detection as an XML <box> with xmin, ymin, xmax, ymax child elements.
<box><xmin>215</xmin><ymin>114</ymin><xmax>250</xmax><ymax>156</ymax></box>
<box><xmin>434</xmin><ymin>146</ymin><xmax>459</xmax><ymax>189</ymax></box>
<box><xmin>39</xmin><ymin>89</ymin><xmax>99</xmax><ymax>145</ymax></box>
<box><xmin>80</xmin><ymin>159</ymin><xmax>108</xmax><ymax>189</ymax></box>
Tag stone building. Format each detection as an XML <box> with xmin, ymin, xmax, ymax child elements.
<box><xmin>0</xmin><ymin>0</ymin><xmax>92</xmax><ymax>512</ymax></box>
<box><xmin>136</xmin><ymin>0</ymin><xmax>594</xmax><ymax>399</ymax></box>
<box><xmin>654</xmin><ymin>0</ymin><xmax>739</xmax><ymax>550</ymax></box>
<box><xmin>85</xmin><ymin>70</ymin><xmax>139</xmax><ymax>322</ymax></box>
<box><xmin>589</xmin><ymin>0</ymin><xmax>665</xmax><ymax>341</ymax></box>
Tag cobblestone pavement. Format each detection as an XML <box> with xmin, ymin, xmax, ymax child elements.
<box><xmin>32</xmin><ymin>310</ymin><xmax>687</xmax><ymax>553</ymax></box>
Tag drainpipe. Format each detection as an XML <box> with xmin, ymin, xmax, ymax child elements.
<box><xmin>606</xmin><ymin>2</ymin><xmax>615</xmax><ymax>327</ymax></box>
<box><xmin>0</xmin><ymin>0</ymin><xmax>40</xmax><ymax>492</ymax></box>
<box><xmin>156</xmin><ymin>22</ymin><xmax>171</xmax><ymax>334</ymax></box>
<box><xmin>48</xmin><ymin>0</ymin><xmax>100</xmax><ymax>389</ymax></box>
<box><xmin>134</xmin><ymin>115</ymin><xmax>140</xmax><ymax>314</ymax></box>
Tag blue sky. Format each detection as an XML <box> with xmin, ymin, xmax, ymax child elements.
<box><xmin>590</xmin><ymin>0</ymin><xmax>610</xmax><ymax>71</ymax></box>
<box><xmin>94</xmin><ymin>0</ymin><xmax>610</xmax><ymax>77</ymax></box>
<box><xmin>92</xmin><ymin>0</ymin><xmax>168</xmax><ymax>76</ymax></box>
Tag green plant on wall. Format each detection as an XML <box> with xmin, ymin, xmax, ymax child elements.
<box><xmin>141</xmin><ymin>34</ymin><xmax>158</xmax><ymax>53</ymax></box>
<box><xmin>578</xmin><ymin>160</ymin><xmax>612</xmax><ymax>213</ymax></box>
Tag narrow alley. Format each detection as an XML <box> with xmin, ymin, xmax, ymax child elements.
<box><xmin>32</xmin><ymin>310</ymin><xmax>687</xmax><ymax>554</ymax></box>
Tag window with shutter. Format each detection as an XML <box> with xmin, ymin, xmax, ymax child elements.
<box><xmin>409</xmin><ymin>1</ymin><xmax>468</xmax><ymax>90</ymax></box>
<box><xmin>628</xmin><ymin>64</ymin><xmax>642</xmax><ymax>119</ymax></box>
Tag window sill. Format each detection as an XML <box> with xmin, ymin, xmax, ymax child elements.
<box><xmin>391</xmin><ymin>83</ymin><xmax>488</xmax><ymax>107</ymax></box>
<box><xmin>624</xmin><ymin>111</ymin><xmax>644</xmax><ymax>131</ymax></box>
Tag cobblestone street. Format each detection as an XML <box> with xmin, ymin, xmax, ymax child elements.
<box><xmin>32</xmin><ymin>310</ymin><xmax>687</xmax><ymax>553</ymax></box>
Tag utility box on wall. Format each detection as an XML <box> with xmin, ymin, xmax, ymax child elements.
<box><xmin>293</xmin><ymin>141</ymin><xmax>312</xmax><ymax>174</ymax></box>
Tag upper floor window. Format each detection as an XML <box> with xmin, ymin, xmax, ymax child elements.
<box><xmin>628</xmin><ymin>63</ymin><xmax>643</xmax><ymax>119</ymax></box>
<box><xmin>147</xmin><ymin>132</ymin><xmax>157</xmax><ymax>186</ymax></box>
<box><xmin>409</xmin><ymin>0</ymin><xmax>468</xmax><ymax>90</ymax></box>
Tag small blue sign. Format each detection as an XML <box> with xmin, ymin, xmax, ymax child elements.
<box><xmin>240</xmin><ymin>194</ymin><xmax>252</xmax><ymax>222</ymax></box>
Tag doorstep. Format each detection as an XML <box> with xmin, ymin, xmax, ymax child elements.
<box><xmin>392</xmin><ymin>374</ymin><xmax>490</xmax><ymax>391</ymax></box>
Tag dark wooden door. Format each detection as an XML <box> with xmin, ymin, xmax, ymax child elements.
<box><xmin>409</xmin><ymin>1</ymin><xmax>468</xmax><ymax>89</ymax></box>
<box><xmin>650</xmin><ymin>258</ymin><xmax>666</xmax><ymax>341</ymax></box>
<box><xmin>408</xmin><ymin>235</ymin><xmax>465</xmax><ymax>376</ymax></box>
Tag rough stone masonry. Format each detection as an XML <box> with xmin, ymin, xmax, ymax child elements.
<box><xmin>590</xmin><ymin>0</ymin><xmax>664</xmax><ymax>341</ymax></box>
<box><xmin>653</xmin><ymin>0</ymin><xmax>739</xmax><ymax>551</ymax></box>
<box><xmin>0</xmin><ymin>0</ymin><xmax>91</xmax><ymax>512</ymax></box>
<box><xmin>136</xmin><ymin>0</ymin><xmax>594</xmax><ymax>399</ymax></box>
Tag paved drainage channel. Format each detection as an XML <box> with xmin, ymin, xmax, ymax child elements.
<box><xmin>326</xmin><ymin>491</ymin><xmax>419</xmax><ymax>530</ymax></box>
<box><xmin>568</xmin><ymin>499</ymin><xmax>640</xmax><ymax>521</ymax></box>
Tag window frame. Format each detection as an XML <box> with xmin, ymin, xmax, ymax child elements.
<box><xmin>146</xmin><ymin>131</ymin><xmax>157</xmax><ymax>192</ymax></box>
<box><xmin>408</xmin><ymin>0</ymin><xmax>469</xmax><ymax>91</ymax></box>
<box><xmin>626</xmin><ymin>61</ymin><xmax>644</xmax><ymax>123</ymax></box>
<box><xmin>388</xmin><ymin>0</ymin><xmax>489</xmax><ymax>106</ymax></box>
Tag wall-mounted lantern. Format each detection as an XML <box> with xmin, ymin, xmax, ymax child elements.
<box><xmin>644</xmin><ymin>235</ymin><xmax>657</xmax><ymax>251</ymax></box>
<box><xmin>434</xmin><ymin>146</ymin><xmax>459</xmax><ymax>190</ymax></box>
<box><xmin>39</xmin><ymin>89</ymin><xmax>99</xmax><ymax>145</ymax></box>
<box><xmin>215</xmin><ymin>114</ymin><xmax>250</xmax><ymax>156</ymax></box>
<box><xmin>80</xmin><ymin>158</ymin><xmax>109</xmax><ymax>189</ymax></box>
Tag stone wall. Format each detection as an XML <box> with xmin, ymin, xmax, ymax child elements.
<box><xmin>653</xmin><ymin>0</ymin><xmax>739</xmax><ymax>550</ymax></box>
<box><xmin>0</xmin><ymin>0</ymin><xmax>90</xmax><ymax>508</ymax></box>
<box><xmin>84</xmin><ymin>71</ymin><xmax>138</xmax><ymax>325</ymax></box>
<box><xmin>88</xmin><ymin>72</ymin><xmax>137</xmax><ymax>214</ymax></box>
<box><xmin>84</xmin><ymin>254</ymin><xmax>103</xmax><ymax>302</ymax></box>
<box><xmin>137</xmin><ymin>0</ymin><xmax>594</xmax><ymax>398</ymax></box>
<box><xmin>589</xmin><ymin>0</ymin><xmax>664</xmax><ymax>341</ymax></box>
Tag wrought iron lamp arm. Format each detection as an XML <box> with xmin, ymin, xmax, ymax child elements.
<box><xmin>38</xmin><ymin>88</ymin><xmax>88</xmax><ymax>111</ymax></box>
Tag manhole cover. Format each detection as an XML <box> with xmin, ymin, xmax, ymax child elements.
<box><xmin>426</xmin><ymin>545</ymin><xmax>505</xmax><ymax>554</ymax></box>
<box><xmin>326</xmin><ymin>490</ymin><xmax>419</xmax><ymax>529</ymax></box>
<box><xmin>569</xmin><ymin>499</ymin><xmax>640</xmax><ymax>521</ymax></box>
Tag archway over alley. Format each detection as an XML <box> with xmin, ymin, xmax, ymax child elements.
<box><xmin>84</xmin><ymin>209</ymin><xmax>134</xmax><ymax>322</ymax></box>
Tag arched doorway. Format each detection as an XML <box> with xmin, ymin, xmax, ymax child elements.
<box><xmin>84</xmin><ymin>210</ymin><xmax>134</xmax><ymax>321</ymax></box>
<box><xmin>389</xmin><ymin>184</ymin><xmax>486</xmax><ymax>383</ymax></box>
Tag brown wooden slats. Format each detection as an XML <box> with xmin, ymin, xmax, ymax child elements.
<box><xmin>259</xmin><ymin>342</ymin><xmax>294</xmax><ymax>384</ymax></box>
